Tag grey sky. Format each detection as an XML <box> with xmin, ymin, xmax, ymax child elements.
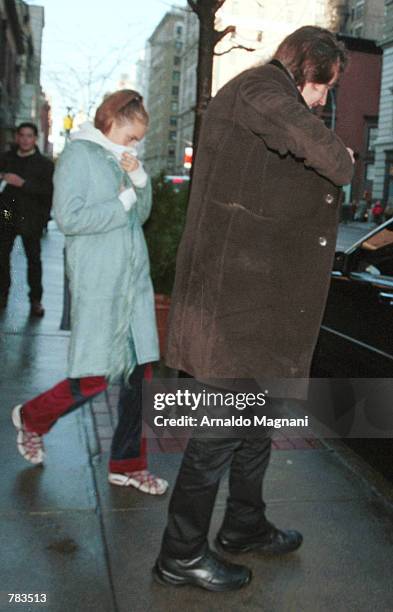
<box><xmin>25</xmin><ymin>0</ymin><xmax>186</xmax><ymax>146</ymax></box>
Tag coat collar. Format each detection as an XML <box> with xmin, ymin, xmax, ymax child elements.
<box><xmin>268</xmin><ymin>59</ymin><xmax>310</xmax><ymax>110</ymax></box>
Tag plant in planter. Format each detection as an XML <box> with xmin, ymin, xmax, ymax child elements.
<box><xmin>144</xmin><ymin>173</ymin><xmax>188</xmax><ymax>354</ymax></box>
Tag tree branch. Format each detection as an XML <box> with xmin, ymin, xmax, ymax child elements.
<box><xmin>214</xmin><ymin>25</ymin><xmax>236</xmax><ymax>45</ymax></box>
<box><xmin>187</xmin><ymin>0</ymin><xmax>200</xmax><ymax>16</ymax></box>
<box><xmin>214</xmin><ymin>44</ymin><xmax>256</xmax><ymax>57</ymax></box>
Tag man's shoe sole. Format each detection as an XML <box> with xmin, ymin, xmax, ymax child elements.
<box><xmin>215</xmin><ymin>535</ymin><xmax>302</xmax><ymax>555</ymax></box>
<box><xmin>152</xmin><ymin>563</ymin><xmax>251</xmax><ymax>592</ymax></box>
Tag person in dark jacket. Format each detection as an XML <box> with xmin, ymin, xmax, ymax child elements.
<box><xmin>0</xmin><ymin>122</ymin><xmax>54</xmax><ymax>316</ymax></box>
<box><xmin>153</xmin><ymin>26</ymin><xmax>354</xmax><ymax>592</ymax></box>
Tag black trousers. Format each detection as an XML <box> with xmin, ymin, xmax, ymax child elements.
<box><xmin>0</xmin><ymin>227</ymin><xmax>42</xmax><ymax>302</ymax></box>
<box><xmin>161</xmin><ymin>428</ymin><xmax>272</xmax><ymax>559</ymax></box>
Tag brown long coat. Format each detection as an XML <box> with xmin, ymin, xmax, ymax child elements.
<box><xmin>165</xmin><ymin>60</ymin><xmax>353</xmax><ymax>398</ymax></box>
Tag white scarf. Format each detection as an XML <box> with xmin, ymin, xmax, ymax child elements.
<box><xmin>70</xmin><ymin>122</ymin><xmax>148</xmax><ymax>210</ymax></box>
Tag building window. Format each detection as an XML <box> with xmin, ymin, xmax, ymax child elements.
<box><xmin>169</xmin><ymin>131</ymin><xmax>177</xmax><ymax>141</ymax></box>
<box><xmin>174</xmin><ymin>56</ymin><xmax>181</xmax><ymax>66</ymax></box>
<box><xmin>367</xmin><ymin>126</ymin><xmax>378</xmax><ymax>151</ymax></box>
<box><xmin>170</xmin><ymin>116</ymin><xmax>177</xmax><ymax>126</ymax></box>
<box><xmin>354</xmin><ymin>0</ymin><xmax>365</xmax><ymax>20</ymax></box>
<box><xmin>173</xmin><ymin>70</ymin><xmax>180</xmax><ymax>82</ymax></box>
<box><xmin>168</xmin><ymin>147</ymin><xmax>175</xmax><ymax>157</ymax></box>
<box><xmin>171</xmin><ymin>101</ymin><xmax>178</xmax><ymax>112</ymax></box>
<box><xmin>172</xmin><ymin>86</ymin><xmax>179</xmax><ymax>96</ymax></box>
<box><xmin>366</xmin><ymin>164</ymin><xmax>375</xmax><ymax>182</ymax></box>
<box><xmin>176</xmin><ymin>25</ymin><xmax>183</xmax><ymax>37</ymax></box>
<box><xmin>175</xmin><ymin>41</ymin><xmax>183</xmax><ymax>51</ymax></box>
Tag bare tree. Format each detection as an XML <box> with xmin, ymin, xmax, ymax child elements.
<box><xmin>187</xmin><ymin>0</ymin><xmax>255</xmax><ymax>155</ymax></box>
<box><xmin>46</xmin><ymin>37</ymin><xmax>138</xmax><ymax>123</ymax></box>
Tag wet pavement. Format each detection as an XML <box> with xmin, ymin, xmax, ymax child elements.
<box><xmin>1</xmin><ymin>222</ymin><xmax>393</xmax><ymax>612</ymax></box>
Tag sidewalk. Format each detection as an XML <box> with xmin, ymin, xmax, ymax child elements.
<box><xmin>1</xmin><ymin>224</ymin><xmax>393</xmax><ymax>612</ymax></box>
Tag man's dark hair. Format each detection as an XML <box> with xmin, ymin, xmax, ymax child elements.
<box><xmin>17</xmin><ymin>122</ymin><xmax>38</xmax><ymax>136</ymax></box>
<box><xmin>273</xmin><ymin>26</ymin><xmax>348</xmax><ymax>87</ymax></box>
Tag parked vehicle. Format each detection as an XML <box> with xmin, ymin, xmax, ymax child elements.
<box><xmin>312</xmin><ymin>216</ymin><xmax>393</xmax><ymax>377</ymax></box>
<box><xmin>311</xmin><ymin>218</ymin><xmax>393</xmax><ymax>480</ymax></box>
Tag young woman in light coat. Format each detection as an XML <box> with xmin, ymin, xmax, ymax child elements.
<box><xmin>11</xmin><ymin>90</ymin><xmax>167</xmax><ymax>495</ymax></box>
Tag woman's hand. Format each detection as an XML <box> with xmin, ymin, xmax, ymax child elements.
<box><xmin>120</xmin><ymin>152</ymin><xmax>139</xmax><ymax>173</ymax></box>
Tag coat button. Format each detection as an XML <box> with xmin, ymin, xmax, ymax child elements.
<box><xmin>319</xmin><ymin>236</ymin><xmax>327</xmax><ymax>246</ymax></box>
<box><xmin>325</xmin><ymin>193</ymin><xmax>334</xmax><ymax>204</ymax></box>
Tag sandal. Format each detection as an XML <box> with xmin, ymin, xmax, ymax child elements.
<box><xmin>108</xmin><ymin>470</ymin><xmax>168</xmax><ymax>495</ymax></box>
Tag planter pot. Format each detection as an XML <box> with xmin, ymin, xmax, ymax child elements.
<box><xmin>155</xmin><ymin>294</ymin><xmax>171</xmax><ymax>357</ymax></box>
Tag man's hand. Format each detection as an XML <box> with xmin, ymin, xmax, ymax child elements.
<box><xmin>3</xmin><ymin>173</ymin><xmax>25</xmax><ymax>187</ymax></box>
<box><xmin>120</xmin><ymin>152</ymin><xmax>139</xmax><ymax>173</ymax></box>
<box><xmin>346</xmin><ymin>148</ymin><xmax>355</xmax><ymax>164</ymax></box>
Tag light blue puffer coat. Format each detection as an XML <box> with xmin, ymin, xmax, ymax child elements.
<box><xmin>53</xmin><ymin>139</ymin><xmax>159</xmax><ymax>380</ymax></box>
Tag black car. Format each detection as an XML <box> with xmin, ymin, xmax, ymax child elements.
<box><xmin>313</xmin><ymin>216</ymin><xmax>393</xmax><ymax>377</ymax></box>
<box><xmin>310</xmin><ymin>217</ymin><xmax>393</xmax><ymax>480</ymax></box>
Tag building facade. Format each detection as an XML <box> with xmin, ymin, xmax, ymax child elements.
<box><xmin>174</xmin><ymin>0</ymin><xmax>353</xmax><ymax>174</ymax></box>
<box><xmin>145</xmin><ymin>1</ymin><xmax>386</xmax><ymax>177</ymax></box>
<box><xmin>373</xmin><ymin>0</ymin><xmax>393</xmax><ymax>204</ymax></box>
<box><xmin>0</xmin><ymin>0</ymin><xmax>26</xmax><ymax>149</ymax></box>
<box><xmin>175</xmin><ymin>8</ymin><xmax>198</xmax><ymax>174</ymax></box>
<box><xmin>333</xmin><ymin>36</ymin><xmax>382</xmax><ymax>201</ymax></box>
<box><xmin>143</xmin><ymin>10</ymin><xmax>185</xmax><ymax>177</ymax></box>
<box><xmin>0</xmin><ymin>0</ymin><xmax>48</xmax><ymax>152</ymax></box>
<box><xmin>344</xmin><ymin>0</ymin><xmax>385</xmax><ymax>39</ymax></box>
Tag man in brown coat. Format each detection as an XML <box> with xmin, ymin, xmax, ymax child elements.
<box><xmin>153</xmin><ymin>26</ymin><xmax>354</xmax><ymax>591</ymax></box>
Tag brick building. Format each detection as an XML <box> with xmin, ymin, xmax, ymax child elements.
<box><xmin>334</xmin><ymin>35</ymin><xmax>382</xmax><ymax>201</ymax></box>
<box><xmin>373</xmin><ymin>0</ymin><xmax>393</xmax><ymax>206</ymax></box>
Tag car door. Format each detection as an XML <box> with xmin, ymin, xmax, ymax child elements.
<box><xmin>313</xmin><ymin>219</ymin><xmax>393</xmax><ymax>378</ymax></box>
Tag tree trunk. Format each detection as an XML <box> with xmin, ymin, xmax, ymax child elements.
<box><xmin>193</xmin><ymin>5</ymin><xmax>216</xmax><ymax>157</ymax></box>
<box><xmin>187</xmin><ymin>0</ymin><xmax>235</xmax><ymax>186</ymax></box>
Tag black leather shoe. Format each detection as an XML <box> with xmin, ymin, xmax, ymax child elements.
<box><xmin>216</xmin><ymin>525</ymin><xmax>303</xmax><ymax>555</ymax></box>
<box><xmin>152</xmin><ymin>548</ymin><xmax>251</xmax><ymax>591</ymax></box>
<box><xmin>30</xmin><ymin>301</ymin><xmax>45</xmax><ymax>317</ymax></box>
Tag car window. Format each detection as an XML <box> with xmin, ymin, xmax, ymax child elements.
<box><xmin>355</xmin><ymin>227</ymin><xmax>393</xmax><ymax>276</ymax></box>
